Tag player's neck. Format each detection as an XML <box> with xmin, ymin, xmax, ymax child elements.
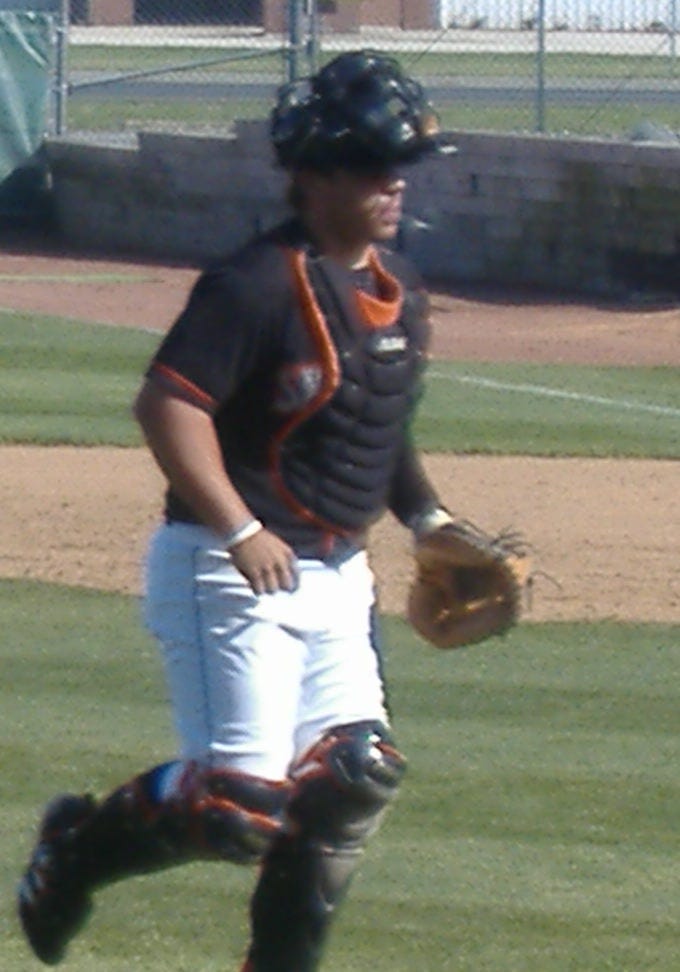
<box><xmin>300</xmin><ymin>214</ymin><xmax>372</xmax><ymax>269</ymax></box>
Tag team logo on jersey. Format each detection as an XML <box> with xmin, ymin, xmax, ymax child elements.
<box><xmin>273</xmin><ymin>362</ymin><xmax>323</xmax><ymax>413</ymax></box>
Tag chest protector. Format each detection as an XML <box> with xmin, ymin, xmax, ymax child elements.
<box><xmin>268</xmin><ymin>245</ymin><xmax>429</xmax><ymax>543</ymax></box>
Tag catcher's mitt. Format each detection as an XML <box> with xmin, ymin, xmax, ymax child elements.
<box><xmin>407</xmin><ymin>520</ymin><xmax>531</xmax><ymax>649</ymax></box>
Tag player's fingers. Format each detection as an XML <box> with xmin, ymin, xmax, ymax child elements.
<box><xmin>247</xmin><ymin>570</ymin><xmax>267</xmax><ymax>596</ymax></box>
<box><xmin>257</xmin><ymin>555</ymin><xmax>298</xmax><ymax>594</ymax></box>
<box><xmin>276</xmin><ymin>555</ymin><xmax>299</xmax><ymax>593</ymax></box>
<box><xmin>230</xmin><ymin>530</ymin><xmax>298</xmax><ymax>594</ymax></box>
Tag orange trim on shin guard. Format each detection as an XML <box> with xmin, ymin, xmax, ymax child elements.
<box><xmin>180</xmin><ymin>764</ymin><xmax>291</xmax><ymax>865</ymax></box>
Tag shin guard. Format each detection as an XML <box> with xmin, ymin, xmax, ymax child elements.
<box><xmin>76</xmin><ymin>761</ymin><xmax>290</xmax><ymax>891</ymax></box>
<box><xmin>18</xmin><ymin>763</ymin><xmax>288</xmax><ymax>964</ymax></box>
<box><xmin>244</xmin><ymin>721</ymin><xmax>406</xmax><ymax>972</ymax></box>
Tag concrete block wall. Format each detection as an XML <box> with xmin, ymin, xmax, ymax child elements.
<box><xmin>45</xmin><ymin>125</ymin><xmax>289</xmax><ymax>264</ymax></box>
<box><xmin>44</xmin><ymin>123</ymin><xmax>680</xmax><ymax>296</ymax></box>
<box><xmin>402</xmin><ymin>130</ymin><xmax>680</xmax><ymax>295</ymax></box>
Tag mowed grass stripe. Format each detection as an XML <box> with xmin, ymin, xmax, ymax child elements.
<box><xmin>2</xmin><ymin>311</ymin><xmax>678</xmax><ymax>456</ymax></box>
<box><xmin>0</xmin><ymin>311</ymin><xmax>156</xmax><ymax>445</ymax></box>
<box><xmin>417</xmin><ymin>360</ymin><xmax>679</xmax><ymax>457</ymax></box>
<box><xmin>433</xmin><ymin>369</ymin><xmax>680</xmax><ymax>418</ymax></box>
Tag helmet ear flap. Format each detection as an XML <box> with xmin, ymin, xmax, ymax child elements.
<box><xmin>270</xmin><ymin>80</ymin><xmax>320</xmax><ymax>168</ymax></box>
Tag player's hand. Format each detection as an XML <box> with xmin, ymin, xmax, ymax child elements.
<box><xmin>229</xmin><ymin>529</ymin><xmax>299</xmax><ymax>595</ymax></box>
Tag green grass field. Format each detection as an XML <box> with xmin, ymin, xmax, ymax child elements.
<box><xmin>1</xmin><ymin>310</ymin><xmax>678</xmax><ymax>455</ymax></box>
<box><xmin>1</xmin><ymin>309</ymin><xmax>678</xmax><ymax>969</ymax></box>
<box><xmin>1</xmin><ymin>582</ymin><xmax>678</xmax><ymax>970</ymax></box>
<box><xmin>417</xmin><ymin>360</ymin><xmax>680</xmax><ymax>457</ymax></box>
<box><xmin>0</xmin><ymin>311</ymin><xmax>156</xmax><ymax>446</ymax></box>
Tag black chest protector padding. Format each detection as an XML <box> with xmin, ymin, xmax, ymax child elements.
<box><xmin>276</xmin><ymin>251</ymin><xmax>429</xmax><ymax>534</ymax></box>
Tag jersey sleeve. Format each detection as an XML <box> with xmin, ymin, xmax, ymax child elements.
<box><xmin>147</xmin><ymin>263</ymin><xmax>283</xmax><ymax>412</ymax></box>
<box><xmin>387</xmin><ymin>435</ymin><xmax>441</xmax><ymax>527</ymax></box>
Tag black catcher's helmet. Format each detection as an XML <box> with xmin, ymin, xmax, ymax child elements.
<box><xmin>271</xmin><ymin>50</ymin><xmax>441</xmax><ymax>171</ymax></box>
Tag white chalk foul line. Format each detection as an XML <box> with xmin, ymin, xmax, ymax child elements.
<box><xmin>430</xmin><ymin>370</ymin><xmax>680</xmax><ymax>419</ymax></box>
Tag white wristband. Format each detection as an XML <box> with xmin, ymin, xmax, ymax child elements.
<box><xmin>224</xmin><ymin>518</ymin><xmax>263</xmax><ymax>551</ymax></box>
<box><xmin>410</xmin><ymin>507</ymin><xmax>454</xmax><ymax>538</ymax></box>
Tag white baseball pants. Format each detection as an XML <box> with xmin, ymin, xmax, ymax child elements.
<box><xmin>144</xmin><ymin>523</ymin><xmax>389</xmax><ymax>781</ymax></box>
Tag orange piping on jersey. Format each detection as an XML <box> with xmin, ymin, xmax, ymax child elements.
<box><xmin>268</xmin><ymin>248</ymin><xmax>346</xmax><ymax>541</ymax></box>
<box><xmin>354</xmin><ymin>247</ymin><xmax>404</xmax><ymax>328</ymax></box>
<box><xmin>149</xmin><ymin>362</ymin><xmax>217</xmax><ymax>413</ymax></box>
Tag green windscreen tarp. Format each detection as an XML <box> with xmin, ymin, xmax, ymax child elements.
<box><xmin>0</xmin><ymin>10</ymin><xmax>53</xmax><ymax>217</ymax></box>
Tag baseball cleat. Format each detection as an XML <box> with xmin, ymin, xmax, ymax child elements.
<box><xmin>17</xmin><ymin>793</ymin><xmax>96</xmax><ymax>965</ymax></box>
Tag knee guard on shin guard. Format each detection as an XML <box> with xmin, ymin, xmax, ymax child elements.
<box><xmin>245</xmin><ymin>721</ymin><xmax>406</xmax><ymax>972</ymax></box>
<box><xmin>289</xmin><ymin>720</ymin><xmax>407</xmax><ymax>846</ymax></box>
<box><xmin>286</xmin><ymin>719</ymin><xmax>407</xmax><ymax>916</ymax></box>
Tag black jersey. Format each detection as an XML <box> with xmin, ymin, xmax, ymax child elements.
<box><xmin>147</xmin><ymin>220</ymin><xmax>440</xmax><ymax>557</ymax></box>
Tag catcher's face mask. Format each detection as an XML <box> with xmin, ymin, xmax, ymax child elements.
<box><xmin>271</xmin><ymin>50</ymin><xmax>446</xmax><ymax>172</ymax></box>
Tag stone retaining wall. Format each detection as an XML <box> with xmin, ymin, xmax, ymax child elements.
<box><xmin>44</xmin><ymin>123</ymin><xmax>680</xmax><ymax>295</ymax></box>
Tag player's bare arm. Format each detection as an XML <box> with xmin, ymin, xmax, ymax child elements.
<box><xmin>133</xmin><ymin>379</ymin><xmax>297</xmax><ymax>594</ymax></box>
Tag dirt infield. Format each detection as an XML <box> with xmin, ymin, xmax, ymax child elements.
<box><xmin>1</xmin><ymin>246</ymin><xmax>678</xmax><ymax>624</ymax></box>
<box><xmin>2</xmin><ymin>248</ymin><xmax>678</xmax><ymax>364</ymax></box>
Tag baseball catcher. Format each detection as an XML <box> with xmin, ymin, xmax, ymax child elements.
<box><xmin>16</xmin><ymin>48</ymin><xmax>527</xmax><ymax>972</ymax></box>
<box><xmin>408</xmin><ymin>515</ymin><xmax>531</xmax><ymax>649</ymax></box>
<box><xmin>17</xmin><ymin>49</ymin><xmax>443</xmax><ymax>972</ymax></box>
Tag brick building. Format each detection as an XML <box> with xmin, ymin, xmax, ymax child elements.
<box><xmin>74</xmin><ymin>1</ymin><xmax>436</xmax><ymax>30</ymax></box>
<box><xmin>263</xmin><ymin>1</ymin><xmax>436</xmax><ymax>32</ymax></box>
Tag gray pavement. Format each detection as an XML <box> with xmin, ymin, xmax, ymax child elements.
<box><xmin>68</xmin><ymin>76</ymin><xmax>680</xmax><ymax>109</ymax></box>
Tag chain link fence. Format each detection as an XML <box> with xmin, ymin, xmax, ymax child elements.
<box><xmin>47</xmin><ymin>1</ymin><xmax>679</xmax><ymax>141</ymax></box>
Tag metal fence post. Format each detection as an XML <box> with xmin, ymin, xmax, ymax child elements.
<box><xmin>288</xmin><ymin>0</ymin><xmax>305</xmax><ymax>82</ymax></box>
<box><xmin>54</xmin><ymin>0</ymin><xmax>68</xmax><ymax>134</ymax></box>
<box><xmin>535</xmin><ymin>0</ymin><xmax>546</xmax><ymax>133</ymax></box>
<box><xmin>306</xmin><ymin>0</ymin><xmax>320</xmax><ymax>73</ymax></box>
